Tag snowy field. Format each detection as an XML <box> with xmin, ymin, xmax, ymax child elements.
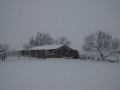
<box><xmin>0</xmin><ymin>57</ymin><xmax>120</xmax><ymax>90</ymax></box>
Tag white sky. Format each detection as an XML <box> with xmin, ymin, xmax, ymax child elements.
<box><xmin>0</xmin><ymin>0</ymin><xmax>120</xmax><ymax>50</ymax></box>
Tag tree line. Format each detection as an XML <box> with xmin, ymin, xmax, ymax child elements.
<box><xmin>1</xmin><ymin>30</ymin><xmax>119</xmax><ymax>61</ymax></box>
<box><xmin>23</xmin><ymin>32</ymin><xmax>72</xmax><ymax>49</ymax></box>
<box><xmin>23</xmin><ymin>30</ymin><xmax>120</xmax><ymax>61</ymax></box>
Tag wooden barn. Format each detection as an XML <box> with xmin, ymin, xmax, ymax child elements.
<box><xmin>20</xmin><ymin>44</ymin><xmax>79</xmax><ymax>59</ymax></box>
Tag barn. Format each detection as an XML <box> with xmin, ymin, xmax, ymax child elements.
<box><xmin>20</xmin><ymin>44</ymin><xmax>79</xmax><ymax>59</ymax></box>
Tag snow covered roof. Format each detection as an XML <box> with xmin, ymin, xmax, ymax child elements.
<box><xmin>30</xmin><ymin>44</ymin><xmax>65</xmax><ymax>50</ymax></box>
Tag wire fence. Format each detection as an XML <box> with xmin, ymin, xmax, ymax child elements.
<box><xmin>0</xmin><ymin>51</ymin><xmax>120</xmax><ymax>63</ymax></box>
<box><xmin>0</xmin><ymin>51</ymin><xmax>45</xmax><ymax>61</ymax></box>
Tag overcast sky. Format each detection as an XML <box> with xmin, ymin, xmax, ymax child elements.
<box><xmin>0</xmin><ymin>0</ymin><xmax>120</xmax><ymax>51</ymax></box>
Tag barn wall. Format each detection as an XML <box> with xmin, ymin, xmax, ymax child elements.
<box><xmin>30</xmin><ymin>50</ymin><xmax>47</xmax><ymax>58</ymax></box>
<box><xmin>56</xmin><ymin>45</ymin><xmax>79</xmax><ymax>59</ymax></box>
<box><xmin>21</xmin><ymin>45</ymin><xmax>79</xmax><ymax>59</ymax></box>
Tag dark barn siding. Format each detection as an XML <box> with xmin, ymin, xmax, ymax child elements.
<box><xmin>20</xmin><ymin>45</ymin><xmax>79</xmax><ymax>59</ymax></box>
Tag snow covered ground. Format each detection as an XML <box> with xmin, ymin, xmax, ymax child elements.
<box><xmin>0</xmin><ymin>57</ymin><xmax>120</xmax><ymax>90</ymax></box>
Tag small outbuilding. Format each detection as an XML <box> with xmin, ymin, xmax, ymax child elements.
<box><xmin>20</xmin><ymin>44</ymin><xmax>79</xmax><ymax>59</ymax></box>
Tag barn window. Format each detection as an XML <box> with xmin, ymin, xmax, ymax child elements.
<box><xmin>64</xmin><ymin>49</ymin><xmax>68</xmax><ymax>54</ymax></box>
<box><xmin>48</xmin><ymin>50</ymin><xmax>55</xmax><ymax>55</ymax></box>
<box><xmin>64</xmin><ymin>49</ymin><xmax>71</xmax><ymax>54</ymax></box>
<box><xmin>67</xmin><ymin>49</ymin><xmax>71</xmax><ymax>53</ymax></box>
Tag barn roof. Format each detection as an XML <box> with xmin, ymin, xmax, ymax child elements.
<box><xmin>30</xmin><ymin>44</ymin><xmax>65</xmax><ymax>50</ymax></box>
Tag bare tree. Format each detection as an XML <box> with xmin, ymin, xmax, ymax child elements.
<box><xmin>23</xmin><ymin>32</ymin><xmax>72</xmax><ymax>49</ymax></box>
<box><xmin>54</xmin><ymin>39</ymin><xmax>59</xmax><ymax>45</ymax></box>
<box><xmin>35</xmin><ymin>32</ymin><xmax>43</xmax><ymax>46</ymax></box>
<box><xmin>23</xmin><ymin>43</ymin><xmax>31</xmax><ymax>49</ymax></box>
<box><xmin>29</xmin><ymin>36</ymin><xmax>35</xmax><ymax>47</ymax></box>
<box><xmin>0</xmin><ymin>44</ymin><xmax>10</xmax><ymax>51</ymax></box>
<box><xmin>42</xmin><ymin>33</ymin><xmax>54</xmax><ymax>45</ymax></box>
<box><xmin>55</xmin><ymin>36</ymin><xmax>72</xmax><ymax>46</ymax></box>
<box><xmin>34</xmin><ymin>32</ymin><xmax>54</xmax><ymax>46</ymax></box>
<box><xmin>23</xmin><ymin>32</ymin><xmax>54</xmax><ymax>49</ymax></box>
<box><xmin>82</xmin><ymin>30</ymin><xmax>120</xmax><ymax>60</ymax></box>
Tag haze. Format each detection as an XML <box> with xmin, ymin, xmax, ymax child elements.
<box><xmin>0</xmin><ymin>0</ymin><xmax>120</xmax><ymax>50</ymax></box>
